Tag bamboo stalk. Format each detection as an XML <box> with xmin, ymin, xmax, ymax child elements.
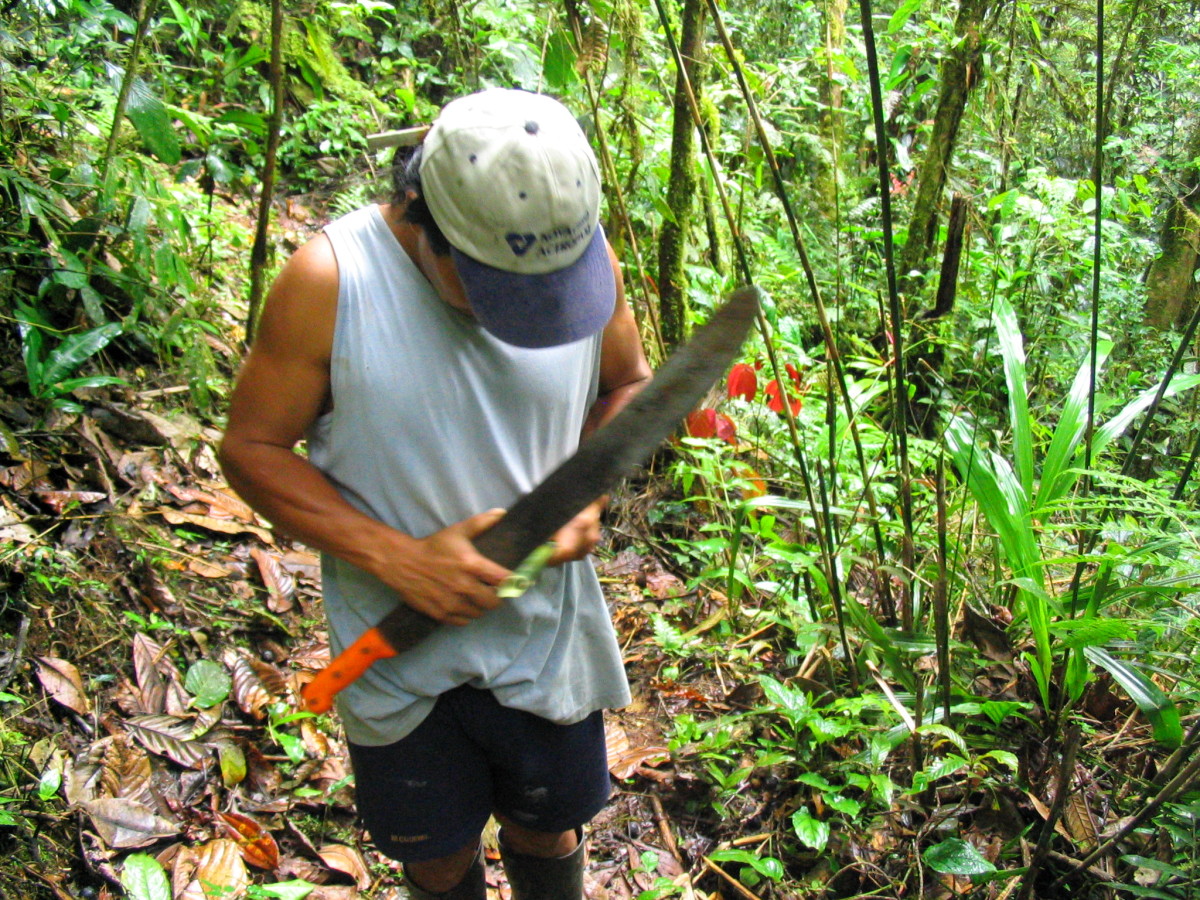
<box><xmin>1018</xmin><ymin>724</ymin><xmax>1083</xmax><ymax>900</ymax></box>
<box><xmin>100</xmin><ymin>0</ymin><xmax>159</xmax><ymax>187</ymax></box>
<box><xmin>650</xmin><ymin>0</ymin><xmax>857</xmax><ymax>683</ymax></box>
<box><xmin>706</xmin><ymin>0</ymin><xmax>895</xmax><ymax>623</ymax></box>
<box><xmin>855</xmin><ymin>0</ymin><xmax>917</xmax><ymax>631</ymax></box>
<box><xmin>245</xmin><ymin>0</ymin><xmax>284</xmax><ymax>346</ymax></box>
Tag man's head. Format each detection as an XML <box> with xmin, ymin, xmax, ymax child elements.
<box><xmin>401</xmin><ymin>89</ymin><xmax>616</xmax><ymax>349</ymax></box>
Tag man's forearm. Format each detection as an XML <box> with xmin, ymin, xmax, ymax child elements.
<box><xmin>218</xmin><ymin>438</ymin><xmax>413</xmax><ymax>579</ymax></box>
<box><xmin>582</xmin><ymin>375</ymin><xmax>652</xmax><ymax>439</ymax></box>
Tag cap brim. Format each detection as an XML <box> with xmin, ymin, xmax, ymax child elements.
<box><xmin>451</xmin><ymin>227</ymin><xmax>616</xmax><ymax>349</ymax></box>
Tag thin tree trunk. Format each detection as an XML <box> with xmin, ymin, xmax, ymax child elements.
<box><xmin>1145</xmin><ymin>121</ymin><xmax>1200</xmax><ymax>330</ymax></box>
<box><xmin>816</xmin><ymin>0</ymin><xmax>848</xmax><ymax>216</ymax></box>
<box><xmin>898</xmin><ymin>0</ymin><xmax>990</xmax><ymax>286</ymax></box>
<box><xmin>657</xmin><ymin>0</ymin><xmax>706</xmax><ymax>349</ymax></box>
<box><xmin>246</xmin><ymin>0</ymin><xmax>285</xmax><ymax>346</ymax></box>
<box><xmin>101</xmin><ymin>0</ymin><xmax>158</xmax><ymax>187</ymax></box>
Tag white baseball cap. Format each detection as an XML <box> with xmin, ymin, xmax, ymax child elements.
<box><xmin>419</xmin><ymin>89</ymin><xmax>616</xmax><ymax>348</ymax></box>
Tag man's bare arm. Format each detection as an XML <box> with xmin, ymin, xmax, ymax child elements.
<box><xmin>218</xmin><ymin>235</ymin><xmax>509</xmax><ymax>625</ymax></box>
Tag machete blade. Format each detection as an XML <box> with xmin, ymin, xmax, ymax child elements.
<box><xmin>302</xmin><ymin>286</ymin><xmax>760</xmax><ymax>713</ymax></box>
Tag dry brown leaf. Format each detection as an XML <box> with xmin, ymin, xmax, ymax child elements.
<box><xmin>1063</xmin><ymin>787</ymin><xmax>1100</xmax><ymax>850</ymax></box>
<box><xmin>219</xmin><ymin>811</ymin><xmax>281</xmax><ymax>871</ymax></box>
<box><xmin>301</xmin><ymin>718</ymin><xmax>331</xmax><ymax>757</ymax></box>
<box><xmin>279</xmin><ymin>549</ymin><xmax>321</xmax><ymax>581</ymax></box>
<box><xmin>81</xmin><ymin>797</ymin><xmax>180</xmax><ymax>849</ymax></box>
<box><xmin>99</xmin><ymin>734</ymin><xmax>154</xmax><ymax>807</ymax></box>
<box><xmin>605</xmin><ymin>723</ymin><xmax>630</xmax><ymax>768</ymax></box>
<box><xmin>158</xmin><ymin>507</ymin><xmax>274</xmax><ymax>543</ymax></box>
<box><xmin>173</xmin><ymin>839</ymin><xmax>250</xmax><ymax>900</ymax></box>
<box><xmin>307</xmin><ymin>888</ymin><xmax>359</xmax><ymax>900</ymax></box>
<box><xmin>1026</xmin><ymin>792</ymin><xmax>1075</xmax><ymax>843</ymax></box>
<box><xmin>222</xmin><ymin>649</ymin><xmax>275</xmax><ymax>720</ymax></box>
<box><xmin>36</xmin><ymin>657</ymin><xmax>91</xmax><ymax>715</ymax></box>
<box><xmin>318</xmin><ymin>843</ymin><xmax>372</xmax><ymax>890</ymax></box>
<box><xmin>644</xmin><ymin>570</ymin><xmax>686</xmax><ymax>599</ymax></box>
<box><xmin>289</xmin><ymin>639</ymin><xmax>330</xmax><ymax>672</ymax></box>
<box><xmin>131</xmin><ymin>632</ymin><xmax>181</xmax><ymax>715</ymax></box>
<box><xmin>125</xmin><ymin>714</ymin><xmax>212</xmax><ymax>770</ymax></box>
<box><xmin>609</xmin><ymin>745</ymin><xmax>672</xmax><ymax>780</ymax></box>
<box><xmin>164</xmin><ymin>483</ymin><xmax>255</xmax><ymax>523</ymax></box>
<box><xmin>251</xmin><ymin>546</ymin><xmax>295</xmax><ymax>613</ymax></box>
<box><xmin>188</xmin><ymin>558</ymin><xmax>234</xmax><ymax>578</ymax></box>
<box><xmin>66</xmin><ymin>743</ymin><xmax>106</xmax><ymax>807</ymax></box>
<box><xmin>136</xmin><ymin>562</ymin><xmax>182</xmax><ymax>615</ymax></box>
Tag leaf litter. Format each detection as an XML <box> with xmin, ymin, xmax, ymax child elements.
<box><xmin>1</xmin><ymin>382</ymin><xmax>1180</xmax><ymax>900</ymax></box>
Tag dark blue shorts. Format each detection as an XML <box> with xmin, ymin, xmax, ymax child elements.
<box><xmin>347</xmin><ymin>685</ymin><xmax>612</xmax><ymax>862</ymax></box>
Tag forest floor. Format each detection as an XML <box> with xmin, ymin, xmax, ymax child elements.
<box><xmin>1</xmin><ymin>200</ymin><xmax>1180</xmax><ymax>900</ymax></box>
<box><xmin>0</xmin><ymin>340</ymin><xmax>798</xmax><ymax>900</ymax></box>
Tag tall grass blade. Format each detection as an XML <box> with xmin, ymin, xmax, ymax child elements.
<box><xmin>1034</xmin><ymin>340</ymin><xmax>1112</xmax><ymax>513</ymax></box>
<box><xmin>1085</xmin><ymin>647</ymin><xmax>1182</xmax><ymax>748</ymax></box>
<box><xmin>993</xmin><ymin>297</ymin><xmax>1033</xmax><ymax>498</ymax></box>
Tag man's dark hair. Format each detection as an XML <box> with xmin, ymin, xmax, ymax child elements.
<box><xmin>390</xmin><ymin>144</ymin><xmax>451</xmax><ymax>256</ymax></box>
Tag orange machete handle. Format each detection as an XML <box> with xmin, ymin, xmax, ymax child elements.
<box><xmin>301</xmin><ymin>627</ymin><xmax>398</xmax><ymax>714</ymax></box>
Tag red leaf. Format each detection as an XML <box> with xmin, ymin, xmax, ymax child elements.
<box><xmin>685</xmin><ymin>409</ymin><xmax>738</xmax><ymax>445</ymax></box>
<box><xmin>686</xmin><ymin>408</ymin><xmax>717</xmax><ymax>439</ymax></box>
<box><xmin>218</xmin><ymin>811</ymin><xmax>280</xmax><ymax>870</ymax></box>
<box><xmin>765</xmin><ymin>380</ymin><xmax>802</xmax><ymax>416</ymax></box>
<box><xmin>713</xmin><ymin>412</ymin><xmax>737</xmax><ymax>444</ymax></box>
<box><xmin>785</xmin><ymin>363</ymin><xmax>802</xmax><ymax>388</ymax></box>
<box><xmin>726</xmin><ymin>363</ymin><xmax>757</xmax><ymax>401</ymax></box>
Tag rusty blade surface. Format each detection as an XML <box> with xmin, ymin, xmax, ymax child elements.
<box><xmin>372</xmin><ymin>286</ymin><xmax>759</xmax><ymax>650</ymax></box>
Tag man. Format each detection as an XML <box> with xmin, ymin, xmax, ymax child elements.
<box><xmin>219</xmin><ymin>89</ymin><xmax>651</xmax><ymax>899</ymax></box>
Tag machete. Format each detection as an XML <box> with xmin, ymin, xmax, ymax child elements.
<box><xmin>301</xmin><ymin>286</ymin><xmax>760</xmax><ymax>714</ymax></box>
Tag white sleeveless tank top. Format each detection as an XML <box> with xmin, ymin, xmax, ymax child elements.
<box><xmin>308</xmin><ymin>205</ymin><xmax>631</xmax><ymax>746</ymax></box>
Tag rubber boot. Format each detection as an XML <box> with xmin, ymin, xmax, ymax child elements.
<box><xmin>403</xmin><ymin>845</ymin><xmax>487</xmax><ymax>900</ymax></box>
<box><xmin>499</xmin><ymin>829</ymin><xmax>586</xmax><ymax>900</ymax></box>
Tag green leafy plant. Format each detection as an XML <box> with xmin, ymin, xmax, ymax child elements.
<box><xmin>946</xmin><ymin>296</ymin><xmax>1197</xmax><ymax>737</ymax></box>
<box><xmin>14</xmin><ymin>306</ymin><xmax>125</xmax><ymax>411</ymax></box>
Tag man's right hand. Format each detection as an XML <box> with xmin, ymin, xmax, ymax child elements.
<box><xmin>372</xmin><ymin>508</ymin><xmax>511</xmax><ymax>627</ymax></box>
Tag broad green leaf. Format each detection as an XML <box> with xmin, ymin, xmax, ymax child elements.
<box><xmin>791</xmin><ymin>808</ymin><xmax>831</xmax><ymax>851</ymax></box>
<box><xmin>825</xmin><ymin>793</ymin><xmax>863</xmax><ymax>817</ymax></box>
<box><xmin>120</xmin><ymin>853</ymin><xmax>171</xmax><ymax>900</ymax></box>
<box><xmin>979</xmin><ymin>750</ymin><xmax>1020</xmax><ymax>772</ymax></box>
<box><xmin>923</xmin><ymin>837</ymin><xmax>996</xmax><ymax>875</ymax></box>
<box><xmin>709</xmin><ymin>848</ymin><xmax>784</xmax><ymax>880</ymax></box>
<box><xmin>914</xmin><ymin>724</ymin><xmax>967</xmax><ymax>753</ymax></box>
<box><xmin>125</xmin><ymin>77</ymin><xmax>182</xmax><ymax>165</ymax></box>
<box><xmin>543</xmin><ymin>29</ymin><xmax>579</xmax><ymax>89</ymax></box>
<box><xmin>759</xmin><ymin>675</ymin><xmax>809</xmax><ymax>721</ymax></box>
<box><xmin>795</xmin><ymin>772</ymin><xmax>834</xmax><ymax>791</ymax></box>
<box><xmin>40</xmin><ymin>323</ymin><xmax>122</xmax><ymax>392</ymax></box>
<box><xmin>887</xmin><ymin>0</ymin><xmax>923</xmax><ymax>33</ymax></box>
<box><xmin>215</xmin><ymin>108</ymin><xmax>268</xmax><ymax>137</ymax></box>
<box><xmin>219</xmin><ymin>741</ymin><xmax>247</xmax><ymax>788</ymax></box>
<box><xmin>1085</xmin><ymin>648</ymin><xmax>1182</xmax><ymax>748</ymax></box>
<box><xmin>1047</xmin><ymin>617</ymin><xmax>1133</xmax><ymax>650</ymax></box>
<box><xmin>886</xmin><ymin>45</ymin><xmax>913</xmax><ymax>89</ymax></box>
<box><xmin>38</xmin><ymin>764</ymin><xmax>62</xmax><ymax>801</ymax></box>
<box><xmin>254</xmin><ymin>878</ymin><xmax>318</xmax><ymax>899</ymax></box>
<box><xmin>14</xmin><ymin>303</ymin><xmax>48</xmax><ymax>393</ymax></box>
<box><xmin>185</xmin><ymin>659</ymin><xmax>232</xmax><ymax>708</ymax></box>
<box><xmin>52</xmin><ymin>375</ymin><xmax>129</xmax><ymax>395</ymax></box>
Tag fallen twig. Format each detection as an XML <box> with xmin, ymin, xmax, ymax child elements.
<box><xmin>701</xmin><ymin>856</ymin><xmax>765</xmax><ymax>900</ymax></box>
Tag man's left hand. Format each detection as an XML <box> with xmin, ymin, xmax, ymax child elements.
<box><xmin>548</xmin><ymin>497</ymin><xmax>606</xmax><ymax>565</ymax></box>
